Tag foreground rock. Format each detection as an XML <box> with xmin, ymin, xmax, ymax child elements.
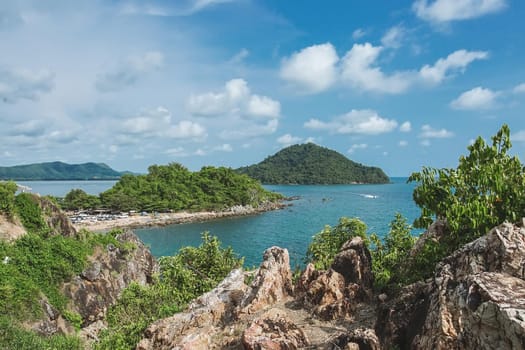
<box><xmin>31</xmin><ymin>230</ymin><xmax>158</xmax><ymax>340</ymax></box>
<box><xmin>378</xmin><ymin>222</ymin><xmax>525</xmax><ymax>349</ymax></box>
<box><xmin>135</xmin><ymin>221</ymin><xmax>525</xmax><ymax>350</ymax></box>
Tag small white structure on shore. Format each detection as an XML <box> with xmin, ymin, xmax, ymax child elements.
<box><xmin>16</xmin><ymin>184</ymin><xmax>32</xmax><ymax>193</ymax></box>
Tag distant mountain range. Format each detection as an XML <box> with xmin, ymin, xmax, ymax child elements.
<box><xmin>0</xmin><ymin>161</ymin><xmax>126</xmax><ymax>180</ymax></box>
<box><xmin>236</xmin><ymin>143</ymin><xmax>389</xmax><ymax>184</ymax></box>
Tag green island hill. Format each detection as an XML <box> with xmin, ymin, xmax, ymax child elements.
<box><xmin>0</xmin><ymin>161</ymin><xmax>127</xmax><ymax>181</ymax></box>
<box><xmin>236</xmin><ymin>143</ymin><xmax>389</xmax><ymax>184</ymax></box>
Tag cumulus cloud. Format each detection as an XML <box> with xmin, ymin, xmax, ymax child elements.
<box><xmin>187</xmin><ymin>78</ymin><xmax>280</xmax><ymax>118</ymax></box>
<box><xmin>277</xmin><ymin>134</ymin><xmax>302</xmax><ymax>146</ymax></box>
<box><xmin>352</xmin><ymin>28</ymin><xmax>366</xmax><ymax>40</ymax></box>
<box><xmin>341</xmin><ymin>43</ymin><xmax>413</xmax><ymax>94</ymax></box>
<box><xmin>413</xmin><ymin>0</ymin><xmax>507</xmax><ymax>23</ymax></box>
<box><xmin>450</xmin><ymin>86</ymin><xmax>499</xmax><ymax>110</ymax></box>
<box><xmin>381</xmin><ymin>25</ymin><xmax>406</xmax><ymax>49</ymax></box>
<box><xmin>305</xmin><ymin>109</ymin><xmax>398</xmax><ymax>135</ymax></box>
<box><xmin>121</xmin><ymin>106</ymin><xmax>207</xmax><ymax>140</ymax></box>
<box><xmin>0</xmin><ymin>67</ymin><xmax>54</xmax><ymax>103</ymax></box>
<box><xmin>280</xmin><ymin>42</ymin><xmax>487</xmax><ymax>95</ymax></box>
<box><xmin>419</xmin><ymin>50</ymin><xmax>488</xmax><ymax>84</ymax></box>
<box><xmin>513</xmin><ymin>83</ymin><xmax>525</xmax><ymax>94</ymax></box>
<box><xmin>419</xmin><ymin>124</ymin><xmax>454</xmax><ymax>138</ymax></box>
<box><xmin>9</xmin><ymin>119</ymin><xmax>48</xmax><ymax>137</ymax></box>
<box><xmin>96</xmin><ymin>51</ymin><xmax>164</xmax><ymax>92</ymax></box>
<box><xmin>399</xmin><ymin>140</ymin><xmax>408</xmax><ymax>147</ymax></box>
<box><xmin>399</xmin><ymin>121</ymin><xmax>412</xmax><ymax>132</ymax></box>
<box><xmin>280</xmin><ymin>43</ymin><xmax>339</xmax><ymax>93</ymax></box>
<box><xmin>348</xmin><ymin>143</ymin><xmax>368</xmax><ymax>154</ymax></box>
<box><xmin>247</xmin><ymin>95</ymin><xmax>281</xmax><ymax>118</ymax></box>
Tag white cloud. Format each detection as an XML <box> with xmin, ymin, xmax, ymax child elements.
<box><xmin>381</xmin><ymin>25</ymin><xmax>406</xmax><ymax>49</ymax></box>
<box><xmin>165</xmin><ymin>147</ymin><xmax>188</xmax><ymax>157</ymax></box>
<box><xmin>305</xmin><ymin>109</ymin><xmax>398</xmax><ymax>135</ymax></box>
<box><xmin>281</xmin><ymin>42</ymin><xmax>487</xmax><ymax>95</ymax></box>
<box><xmin>121</xmin><ymin>106</ymin><xmax>206</xmax><ymax>140</ymax></box>
<box><xmin>10</xmin><ymin>119</ymin><xmax>47</xmax><ymax>137</ymax></box>
<box><xmin>341</xmin><ymin>43</ymin><xmax>412</xmax><ymax>94</ymax></box>
<box><xmin>513</xmin><ymin>83</ymin><xmax>525</xmax><ymax>94</ymax></box>
<box><xmin>214</xmin><ymin>143</ymin><xmax>233</xmax><ymax>152</ymax></box>
<box><xmin>399</xmin><ymin>121</ymin><xmax>412</xmax><ymax>132</ymax></box>
<box><xmin>419</xmin><ymin>50</ymin><xmax>488</xmax><ymax>84</ymax></box>
<box><xmin>280</xmin><ymin>43</ymin><xmax>339</xmax><ymax>93</ymax></box>
<box><xmin>419</xmin><ymin>124</ymin><xmax>454</xmax><ymax>138</ymax></box>
<box><xmin>119</xmin><ymin>3</ymin><xmax>170</xmax><ymax>16</ymax></box>
<box><xmin>421</xmin><ymin>139</ymin><xmax>431</xmax><ymax>146</ymax></box>
<box><xmin>277</xmin><ymin>134</ymin><xmax>302</xmax><ymax>145</ymax></box>
<box><xmin>0</xmin><ymin>67</ymin><xmax>54</xmax><ymax>103</ymax></box>
<box><xmin>413</xmin><ymin>0</ymin><xmax>507</xmax><ymax>23</ymax></box>
<box><xmin>168</xmin><ymin>120</ymin><xmax>207</xmax><ymax>139</ymax></box>
<box><xmin>185</xmin><ymin>0</ymin><xmax>235</xmax><ymax>14</ymax></box>
<box><xmin>512</xmin><ymin>130</ymin><xmax>525</xmax><ymax>142</ymax></box>
<box><xmin>229</xmin><ymin>48</ymin><xmax>249</xmax><ymax>64</ymax></box>
<box><xmin>247</xmin><ymin>95</ymin><xmax>281</xmax><ymax>118</ymax></box>
<box><xmin>399</xmin><ymin>140</ymin><xmax>408</xmax><ymax>147</ymax></box>
<box><xmin>188</xmin><ymin>78</ymin><xmax>280</xmax><ymax>118</ymax></box>
<box><xmin>348</xmin><ymin>143</ymin><xmax>368</xmax><ymax>154</ymax></box>
<box><xmin>352</xmin><ymin>28</ymin><xmax>366</xmax><ymax>40</ymax></box>
<box><xmin>96</xmin><ymin>51</ymin><xmax>164</xmax><ymax>92</ymax></box>
<box><xmin>450</xmin><ymin>86</ymin><xmax>499</xmax><ymax>110</ymax></box>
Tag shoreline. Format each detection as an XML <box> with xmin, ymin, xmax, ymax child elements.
<box><xmin>72</xmin><ymin>201</ymin><xmax>287</xmax><ymax>232</ymax></box>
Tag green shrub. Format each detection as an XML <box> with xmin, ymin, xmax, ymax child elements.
<box><xmin>14</xmin><ymin>193</ymin><xmax>49</xmax><ymax>235</ymax></box>
<box><xmin>407</xmin><ymin>124</ymin><xmax>525</xmax><ymax>280</ymax></box>
<box><xmin>96</xmin><ymin>232</ymin><xmax>243</xmax><ymax>350</ymax></box>
<box><xmin>0</xmin><ymin>181</ymin><xmax>17</xmax><ymax>218</ymax></box>
<box><xmin>306</xmin><ymin>217</ymin><xmax>368</xmax><ymax>270</ymax></box>
<box><xmin>371</xmin><ymin>214</ymin><xmax>416</xmax><ymax>290</ymax></box>
<box><xmin>0</xmin><ymin>316</ymin><xmax>83</xmax><ymax>350</ymax></box>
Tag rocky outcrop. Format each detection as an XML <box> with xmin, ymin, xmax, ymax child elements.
<box><xmin>62</xmin><ymin>230</ymin><xmax>158</xmax><ymax>327</ymax></box>
<box><xmin>379</xmin><ymin>222</ymin><xmax>525</xmax><ymax>349</ymax></box>
<box><xmin>135</xmin><ymin>222</ymin><xmax>525</xmax><ymax>350</ymax></box>
<box><xmin>137</xmin><ymin>247</ymin><xmax>294</xmax><ymax>350</ymax></box>
<box><xmin>240</xmin><ymin>246</ymin><xmax>294</xmax><ymax>313</ymax></box>
<box><xmin>242</xmin><ymin>308</ymin><xmax>309</xmax><ymax>350</ymax></box>
<box><xmin>38</xmin><ymin>196</ymin><xmax>77</xmax><ymax>237</ymax></box>
<box><xmin>137</xmin><ymin>268</ymin><xmax>246</xmax><ymax>350</ymax></box>
<box><xmin>298</xmin><ymin>236</ymin><xmax>373</xmax><ymax>320</ymax></box>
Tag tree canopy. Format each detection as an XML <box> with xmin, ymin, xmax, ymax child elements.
<box><xmin>237</xmin><ymin>143</ymin><xmax>389</xmax><ymax>184</ymax></box>
<box><xmin>97</xmin><ymin>163</ymin><xmax>282</xmax><ymax>212</ymax></box>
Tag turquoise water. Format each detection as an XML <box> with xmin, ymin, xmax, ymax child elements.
<box><xmin>17</xmin><ymin>180</ymin><xmax>117</xmax><ymax>197</ymax></box>
<box><xmin>18</xmin><ymin>178</ymin><xmax>421</xmax><ymax>266</ymax></box>
<box><xmin>135</xmin><ymin>178</ymin><xmax>421</xmax><ymax>267</ymax></box>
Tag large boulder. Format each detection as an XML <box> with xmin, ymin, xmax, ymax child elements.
<box><xmin>298</xmin><ymin>236</ymin><xmax>374</xmax><ymax>320</ymax></box>
<box><xmin>378</xmin><ymin>222</ymin><xmax>525</xmax><ymax>349</ymax></box>
<box><xmin>137</xmin><ymin>247</ymin><xmax>294</xmax><ymax>350</ymax></box>
<box><xmin>240</xmin><ymin>246</ymin><xmax>294</xmax><ymax>313</ymax></box>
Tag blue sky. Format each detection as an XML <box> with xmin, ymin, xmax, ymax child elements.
<box><xmin>0</xmin><ymin>0</ymin><xmax>524</xmax><ymax>176</ymax></box>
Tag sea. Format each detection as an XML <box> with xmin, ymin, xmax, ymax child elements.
<box><xmin>20</xmin><ymin>178</ymin><xmax>422</xmax><ymax>267</ymax></box>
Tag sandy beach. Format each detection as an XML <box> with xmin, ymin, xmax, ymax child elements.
<box><xmin>72</xmin><ymin>202</ymin><xmax>286</xmax><ymax>232</ymax></box>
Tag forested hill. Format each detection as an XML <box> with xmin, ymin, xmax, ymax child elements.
<box><xmin>237</xmin><ymin>143</ymin><xmax>389</xmax><ymax>184</ymax></box>
<box><xmin>0</xmin><ymin>161</ymin><xmax>125</xmax><ymax>180</ymax></box>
